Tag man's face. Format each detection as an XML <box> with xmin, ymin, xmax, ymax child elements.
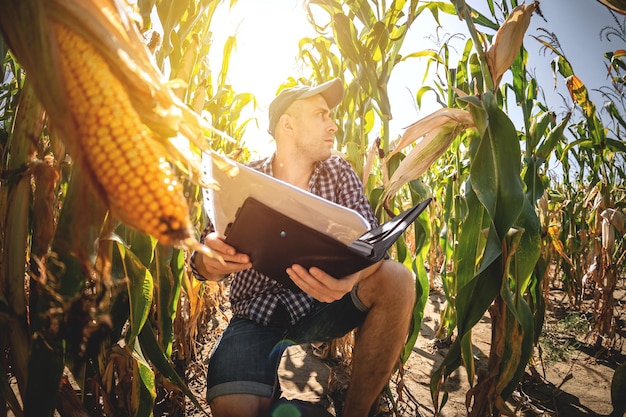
<box><xmin>284</xmin><ymin>94</ymin><xmax>338</xmax><ymax>162</ymax></box>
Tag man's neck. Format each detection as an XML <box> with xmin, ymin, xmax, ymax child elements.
<box><xmin>272</xmin><ymin>152</ymin><xmax>316</xmax><ymax>190</ymax></box>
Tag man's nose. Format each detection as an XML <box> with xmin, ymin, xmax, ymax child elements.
<box><xmin>328</xmin><ymin>119</ymin><xmax>338</xmax><ymax>132</ymax></box>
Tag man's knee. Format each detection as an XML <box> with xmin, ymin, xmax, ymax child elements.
<box><xmin>358</xmin><ymin>259</ymin><xmax>416</xmax><ymax>308</ymax></box>
<box><xmin>210</xmin><ymin>394</ymin><xmax>273</xmax><ymax>417</ymax></box>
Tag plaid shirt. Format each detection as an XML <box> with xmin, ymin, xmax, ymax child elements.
<box><xmin>190</xmin><ymin>154</ymin><xmax>377</xmax><ymax>326</ymax></box>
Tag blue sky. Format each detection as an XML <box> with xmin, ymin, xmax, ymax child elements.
<box><xmin>209</xmin><ymin>1</ymin><xmax>621</xmax><ymax>155</ymax></box>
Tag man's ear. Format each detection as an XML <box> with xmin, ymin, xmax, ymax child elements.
<box><xmin>278</xmin><ymin>113</ymin><xmax>295</xmax><ymax>136</ymax></box>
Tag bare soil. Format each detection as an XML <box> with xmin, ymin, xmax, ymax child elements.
<box><xmin>185</xmin><ymin>283</ymin><xmax>626</xmax><ymax>417</ymax></box>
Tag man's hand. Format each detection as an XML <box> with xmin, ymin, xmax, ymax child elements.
<box><xmin>194</xmin><ymin>232</ymin><xmax>252</xmax><ymax>281</ymax></box>
<box><xmin>286</xmin><ymin>261</ymin><xmax>382</xmax><ymax>303</ymax></box>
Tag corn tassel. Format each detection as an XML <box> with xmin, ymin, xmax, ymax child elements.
<box><xmin>53</xmin><ymin>21</ymin><xmax>193</xmax><ymax>247</ymax></box>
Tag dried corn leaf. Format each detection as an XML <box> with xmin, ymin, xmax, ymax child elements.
<box><xmin>597</xmin><ymin>0</ymin><xmax>626</xmax><ymax>15</ymax></box>
<box><xmin>566</xmin><ymin>74</ymin><xmax>596</xmax><ymax>119</ymax></box>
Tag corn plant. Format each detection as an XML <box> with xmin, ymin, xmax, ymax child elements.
<box><xmin>298</xmin><ymin>1</ymin><xmax>546</xmax><ymax>415</ymax></box>
<box><xmin>534</xmin><ymin>15</ymin><xmax>626</xmax><ymax>346</ymax></box>
<box><xmin>0</xmin><ymin>0</ymin><xmax>253</xmax><ymax>416</ymax></box>
<box><xmin>369</xmin><ymin>1</ymin><xmax>546</xmax><ymax>414</ymax></box>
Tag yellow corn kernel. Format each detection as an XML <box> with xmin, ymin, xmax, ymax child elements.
<box><xmin>53</xmin><ymin>21</ymin><xmax>193</xmax><ymax>246</ymax></box>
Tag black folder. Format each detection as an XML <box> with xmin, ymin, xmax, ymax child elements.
<box><xmin>224</xmin><ymin>196</ymin><xmax>432</xmax><ymax>292</ymax></box>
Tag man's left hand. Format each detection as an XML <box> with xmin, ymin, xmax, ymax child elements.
<box><xmin>286</xmin><ymin>262</ymin><xmax>382</xmax><ymax>303</ymax></box>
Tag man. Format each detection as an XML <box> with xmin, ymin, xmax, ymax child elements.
<box><xmin>191</xmin><ymin>79</ymin><xmax>415</xmax><ymax>417</ymax></box>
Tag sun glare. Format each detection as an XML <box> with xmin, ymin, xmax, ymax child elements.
<box><xmin>209</xmin><ymin>1</ymin><xmax>315</xmax><ymax>156</ymax></box>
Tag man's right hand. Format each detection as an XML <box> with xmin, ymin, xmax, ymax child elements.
<box><xmin>194</xmin><ymin>232</ymin><xmax>252</xmax><ymax>281</ymax></box>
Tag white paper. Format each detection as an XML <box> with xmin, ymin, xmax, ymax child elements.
<box><xmin>203</xmin><ymin>151</ymin><xmax>370</xmax><ymax>245</ymax></box>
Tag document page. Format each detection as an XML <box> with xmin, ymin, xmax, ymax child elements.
<box><xmin>202</xmin><ymin>152</ymin><xmax>370</xmax><ymax>245</ymax></box>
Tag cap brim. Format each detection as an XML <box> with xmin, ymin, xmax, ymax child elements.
<box><xmin>298</xmin><ymin>78</ymin><xmax>344</xmax><ymax>109</ymax></box>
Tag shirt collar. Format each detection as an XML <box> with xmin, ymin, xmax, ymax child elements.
<box><xmin>262</xmin><ymin>152</ymin><xmax>327</xmax><ymax>191</ymax></box>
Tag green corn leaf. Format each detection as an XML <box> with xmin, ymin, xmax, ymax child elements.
<box><xmin>460</xmin><ymin>329</ymin><xmax>475</xmax><ymax>386</ymax></box>
<box><xmin>430</xmin><ymin>337</ymin><xmax>462</xmax><ymax>412</ymax></box>
<box><xmin>417</xmin><ymin>1</ymin><xmax>459</xmax><ymax>26</ymax></box>
<box><xmin>603</xmin><ymin>101</ymin><xmax>626</xmax><ymax>129</ymax></box>
<box><xmin>512</xmin><ymin>200</ymin><xmax>541</xmax><ymax>295</ymax></box>
<box><xmin>113</xmin><ymin>241</ymin><xmax>154</xmax><ymax>351</ymax></box>
<box><xmin>431</xmin><ymin>233</ymin><xmax>503</xmax><ymax>411</ymax></box>
<box><xmin>605</xmin><ymin>137</ymin><xmax>626</xmax><ymax>153</ymax></box>
<box><xmin>365</xmin><ymin>21</ymin><xmax>387</xmax><ymax>62</ymax></box>
<box><xmin>528</xmin><ymin>111</ymin><xmax>553</xmax><ymax>154</ymax></box>
<box><xmin>456</xmin><ymin>180</ymin><xmax>487</xmax><ymax>289</ymax></box>
<box><xmin>456</xmin><ymin>226</ymin><xmax>502</xmax><ymax>338</ymax></box>
<box><xmin>332</xmin><ymin>13</ymin><xmax>363</xmax><ymax>65</ymax></box>
<box><xmin>523</xmin><ymin>156</ymin><xmax>545</xmax><ymax>204</ymax></box>
<box><xmin>131</xmin><ymin>343</ymin><xmax>156</xmax><ymax>417</ymax></box>
<box><xmin>139</xmin><ymin>320</ymin><xmax>209</xmax><ymax>415</ymax></box>
<box><xmin>469</xmin><ymin>92</ymin><xmax>525</xmax><ymax>239</ymax></box>
<box><xmin>218</xmin><ymin>36</ymin><xmax>236</xmax><ymax>87</ymax></box>
<box><xmin>536</xmin><ymin>111</ymin><xmax>571</xmax><ymax>159</ymax></box>
<box><xmin>346</xmin><ymin>0</ymin><xmax>376</xmax><ymax>27</ymax></box>
<box><xmin>23</xmin><ymin>334</ymin><xmax>65</xmax><ymax>417</ymax></box>
<box><xmin>155</xmin><ymin>245</ymin><xmax>183</xmax><ymax>357</ymax></box>
<box><xmin>402</xmin><ymin>215</ymin><xmax>430</xmax><ymax>363</ymax></box>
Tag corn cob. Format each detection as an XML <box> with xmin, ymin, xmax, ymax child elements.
<box><xmin>53</xmin><ymin>21</ymin><xmax>193</xmax><ymax>246</ymax></box>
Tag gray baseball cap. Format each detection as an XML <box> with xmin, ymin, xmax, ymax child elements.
<box><xmin>268</xmin><ymin>78</ymin><xmax>344</xmax><ymax>136</ymax></box>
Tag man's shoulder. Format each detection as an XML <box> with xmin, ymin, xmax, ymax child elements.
<box><xmin>320</xmin><ymin>154</ymin><xmax>354</xmax><ymax>173</ymax></box>
<box><xmin>245</xmin><ymin>156</ymin><xmax>271</xmax><ymax>172</ymax></box>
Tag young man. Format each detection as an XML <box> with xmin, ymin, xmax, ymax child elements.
<box><xmin>191</xmin><ymin>79</ymin><xmax>415</xmax><ymax>417</ymax></box>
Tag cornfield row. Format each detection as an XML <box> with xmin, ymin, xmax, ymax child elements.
<box><xmin>0</xmin><ymin>0</ymin><xmax>625</xmax><ymax>416</ymax></box>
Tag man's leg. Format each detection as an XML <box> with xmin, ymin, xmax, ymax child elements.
<box><xmin>210</xmin><ymin>394</ymin><xmax>273</xmax><ymax>417</ymax></box>
<box><xmin>342</xmin><ymin>260</ymin><xmax>416</xmax><ymax>417</ymax></box>
<box><xmin>206</xmin><ymin>318</ymin><xmax>288</xmax><ymax>417</ymax></box>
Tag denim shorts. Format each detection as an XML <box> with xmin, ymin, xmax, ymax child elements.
<box><xmin>206</xmin><ymin>287</ymin><xmax>369</xmax><ymax>402</ymax></box>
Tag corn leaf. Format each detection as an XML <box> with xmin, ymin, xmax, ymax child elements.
<box><xmin>139</xmin><ymin>323</ymin><xmax>209</xmax><ymax>415</ymax></box>
<box><xmin>467</xmin><ymin>92</ymin><xmax>525</xmax><ymax>240</ymax></box>
<box><xmin>512</xmin><ymin>200</ymin><xmax>542</xmax><ymax>295</ymax></box>
<box><xmin>131</xmin><ymin>343</ymin><xmax>156</xmax><ymax>417</ymax></box>
<box><xmin>155</xmin><ymin>245</ymin><xmax>183</xmax><ymax>357</ymax></box>
<box><xmin>456</xmin><ymin>180</ymin><xmax>487</xmax><ymax>290</ymax></box>
<box><xmin>402</xmin><ymin>216</ymin><xmax>430</xmax><ymax>363</ymax></box>
<box><xmin>113</xmin><ymin>240</ymin><xmax>154</xmax><ymax>350</ymax></box>
<box><xmin>24</xmin><ymin>335</ymin><xmax>65</xmax><ymax>417</ymax></box>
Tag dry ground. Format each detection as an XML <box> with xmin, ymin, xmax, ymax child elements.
<box><xmin>184</xmin><ymin>281</ymin><xmax>626</xmax><ymax>417</ymax></box>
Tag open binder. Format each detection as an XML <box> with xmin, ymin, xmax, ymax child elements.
<box><xmin>224</xmin><ymin>196</ymin><xmax>432</xmax><ymax>292</ymax></box>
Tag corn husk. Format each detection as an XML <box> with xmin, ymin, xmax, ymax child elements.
<box><xmin>382</xmin><ymin>108</ymin><xmax>474</xmax><ymax>204</ymax></box>
<box><xmin>485</xmin><ymin>2</ymin><xmax>537</xmax><ymax>88</ymax></box>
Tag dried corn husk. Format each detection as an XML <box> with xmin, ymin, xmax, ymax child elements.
<box><xmin>485</xmin><ymin>2</ymin><xmax>537</xmax><ymax>88</ymax></box>
<box><xmin>382</xmin><ymin>108</ymin><xmax>475</xmax><ymax>204</ymax></box>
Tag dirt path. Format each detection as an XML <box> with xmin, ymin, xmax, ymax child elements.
<box><xmin>188</xmin><ymin>286</ymin><xmax>626</xmax><ymax>417</ymax></box>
